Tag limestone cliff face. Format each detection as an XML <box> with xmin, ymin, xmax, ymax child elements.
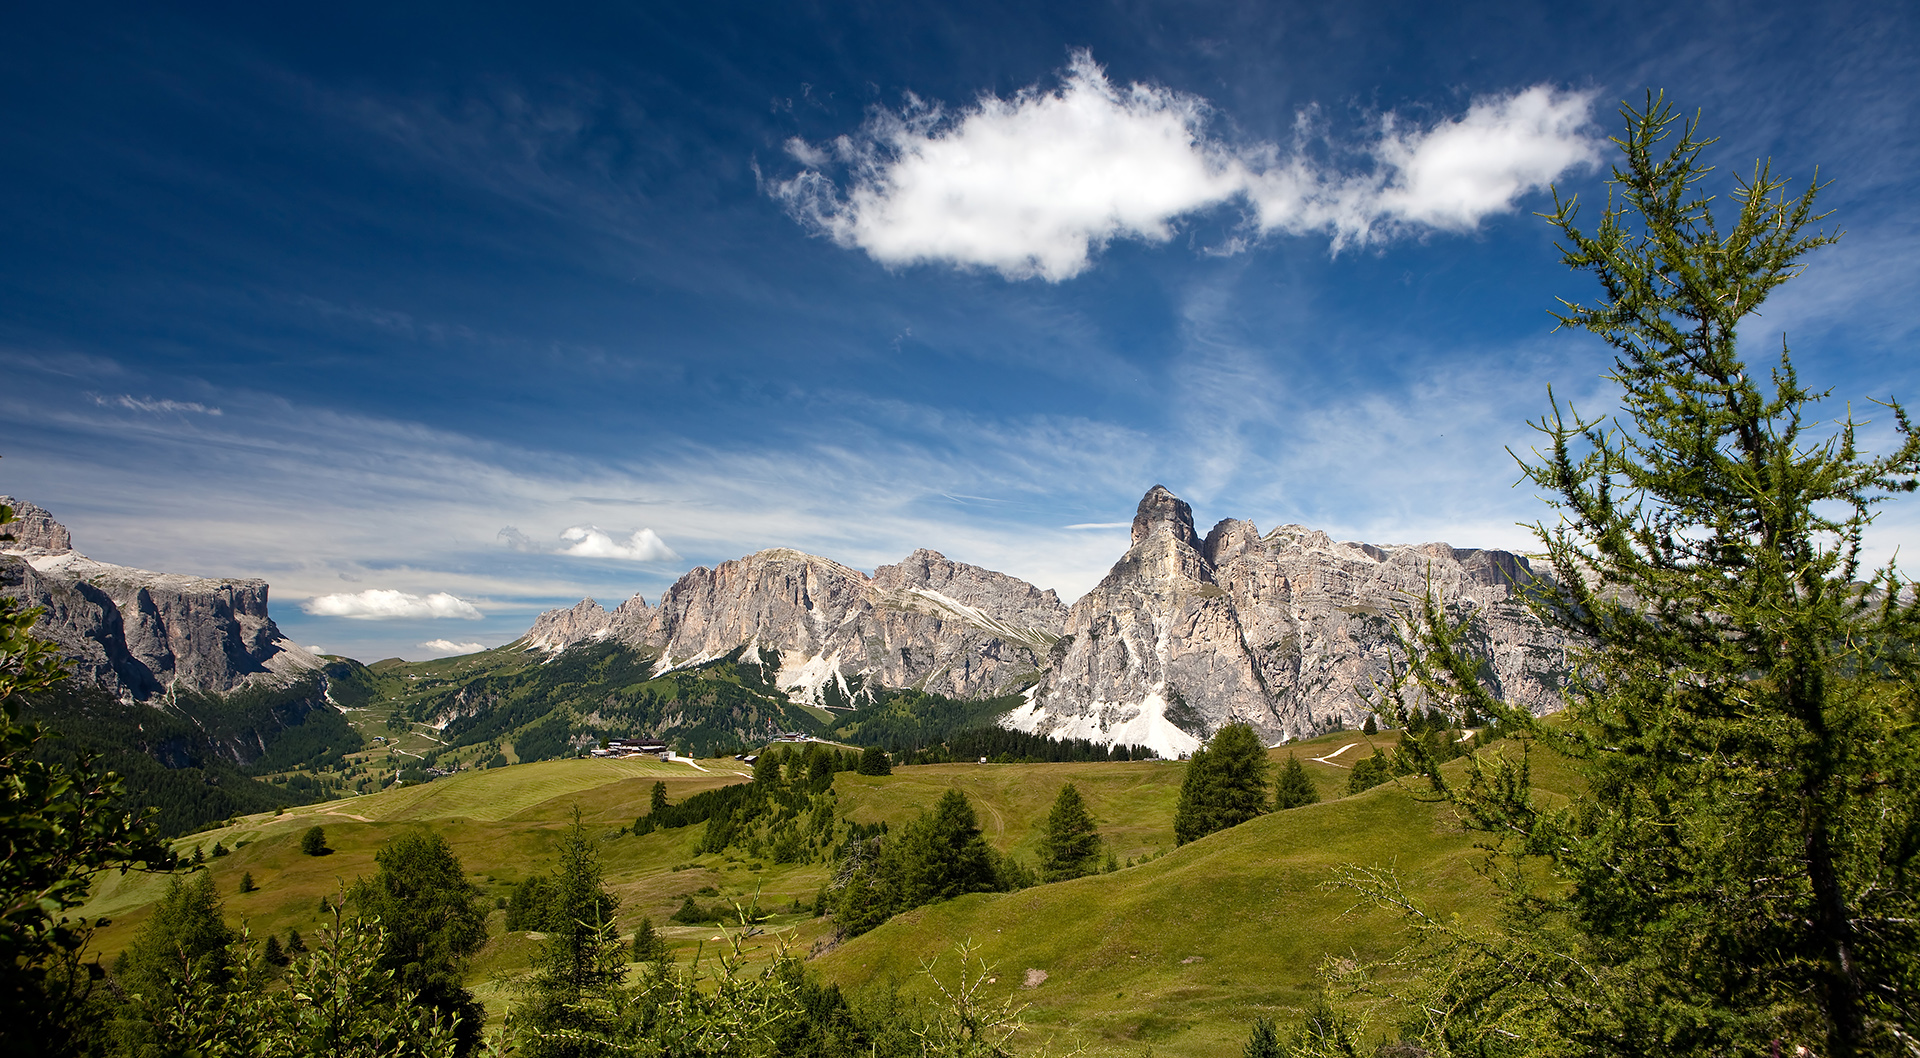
<box><xmin>1</xmin><ymin>496</ymin><xmax>71</xmax><ymax>550</ymax></box>
<box><xmin>516</xmin><ymin>485</ymin><xmax>1570</xmax><ymax>757</ymax></box>
<box><xmin>523</xmin><ymin>597</ymin><xmax>619</xmax><ymax>653</ymax></box>
<box><xmin>520</xmin><ymin>547</ymin><xmax>1068</xmax><ymax>705</ymax></box>
<box><xmin>0</xmin><ymin>498</ymin><xmax>323</xmax><ymax>701</ymax></box>
<box><xmin>1005</xmin><ymin>486</ymin><xmax>1569</xmax><ymax>754</ymax></box>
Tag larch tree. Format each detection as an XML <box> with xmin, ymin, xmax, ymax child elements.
<box><xmin>1330</xmin><ymin>95</ymin><xmax>1920</xmax><ymax>1058</ymax></box>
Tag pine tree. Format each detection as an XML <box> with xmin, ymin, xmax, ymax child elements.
<box><xmin>649</xmin><ymin>780</ymin><xmax>668</xmax><ymax>815</ymax></box>
<box><xmin>1272</xmin><ymin>755</ymin><xmax>1319</xmax><ymax>810</ymax></box>
<box><xmin>238</xmin><ymin>871</ymin><xmax>256</xmax><ymax>893</ymax></box>
<box><xmin>896</xmin><ymin>790</ymin><xmax>997</xmax><ymax>906</ymax></box>
<box><xmin>514</xmin><ymin>806</ymin><xmax>625</xmax><ymax>1057</ymax></box>
<box><xmin>1244</xmin><ymin>1015</ymin><xmax>1282</xmax><ymax>1058</ymax></box>
<box><xmin>1037</xmin><ymin>783</ymin><xmax>1101</xmax><ymax>882</ymax></box>
<box><xmin>1344</xmin><ymin>96</ymin><xmax>1920</xmax><ymax>1058</ymax></box>
<box><xmin>285</xmin><ymin>927</ymin><xmax>306</xmax><ymax>954</ymax></box>
<box><xmin>629</xmin><ymin>917</ymin><xmax>668</xmax><ymax>963</ymax></box>
<box><xmin>857</xmin><ymin>745</ymin><xmax>891</xmax><ymax>776</ymax></box>
<box><xmin>1362</xmin><ymin>714</ymin><xmax>1377</xmax><ymax>735</ymax></box>
<box><xmin>353</xmin><ymin>830</ymin><xmax>489</xmax><ymax>1056</ymax></box>
<box><xmin>300</xmin><ymin>825</ymin><xmax>330</xmax><ymax>856</ymax></box>
<box><xmin>1173</xmin><ymin>723</ymin><xmax>1269</xmax><ymax>845</ymax></box>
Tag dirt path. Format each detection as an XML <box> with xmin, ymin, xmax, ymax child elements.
<box><xmin>1310</xmin><ymin>742</ymin><xmax>1362</xmax><ymax>768</ymax></box>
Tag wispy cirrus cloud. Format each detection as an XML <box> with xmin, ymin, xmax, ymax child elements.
<box><xmin>303</xmin><ymin>589</ymin><xmax>483</xmax><ymax>620</ymax></box>
<box><xmin>771</xmin><ymin>52</ymin><xmax>1600</xmax><ymax>280</ymax></box>
<box><xmin>98</xmin><ymin>395</ymin><xmax>223</xmax><ymax>416</ymax></box>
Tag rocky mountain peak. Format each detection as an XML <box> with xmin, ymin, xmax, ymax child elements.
<box><xmin>0</xmin><ymin>496</ymin><xmax>73</xmax><ymax>552</ymax></box>
<box><xmin>1202</xmin><ymin>518</ymin><xmax>1261</xmax><ymax>568</ymax></box>
<box><xmin>1131</xmin><ymin>485</ymin><xmax>1201</xmax><ymax>551</ymax></box>
<box><xmin>525</xmin><ymin>597</ymin><xmax>614</xmax><ymax>653</ymax></box>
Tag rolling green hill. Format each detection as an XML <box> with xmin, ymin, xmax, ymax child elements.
<box><xmin>78</xmin><ymin>727</ymin><xmax>1569</xmax><ymax>1054</ymax></box>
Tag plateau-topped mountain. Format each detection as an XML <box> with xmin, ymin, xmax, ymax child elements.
<box><xmin>521</xmin><ymin>486</ymin><xmax>1569</xmax><ymax>756</ymax></box>
<box><xmin>0</xmin><ymin>496</ymin><xmax>325</xmax><ymax>702</ymax></box>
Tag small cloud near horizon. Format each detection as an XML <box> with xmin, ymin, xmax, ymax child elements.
<box><xmin>499</xmin><ymin>524</ymin><xmax>680</xmax><ymax>562</ymax></box>
<box><xmin>303</xmin><ymin>589</ymin><xmax>484</xmax><ymax>620</ymax></box>
<box><xmin>418</xmin><ymin>638</ymin><xmax>488</xmax><ymax>655</ymax></box>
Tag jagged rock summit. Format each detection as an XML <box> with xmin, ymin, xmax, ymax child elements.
<box><xmin>1006</xmin><ymin>486</ymin><xmax>1569</xmax><ymax>754</ymax></box>
<box><xmin>0</xmin><ymin>496</ymin><xmax>324</xmax><ymax>701</ymax></box>
<box><xmin>520</xmin><ymin>546</ymin><xmax>1069</xmax><ymax>706</ymax></box>
<box><xmin>520</xmin><ymin>486</ymin><xmax>1570</xmax><ymax>756</ymax></box>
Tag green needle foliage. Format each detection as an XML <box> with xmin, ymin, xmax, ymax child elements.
<box><xmin>857</xmin><ymin>745</ymin><xmax>892</xmax><ymax>776</ymax></box>
<box><xmin>1340</xmin><ymin>95</ymin><xmax>1920</xmax><ymax>1058</ymax></box>
<box><xmin>1173</xmin><ymin>723</ymin><xmax>1269</xmax><ymax>845</ymax></box>
<box><xmin>1272</xmin><ymin>755</ymin><xmax>1319</xmax><ymax>810</ymax></box>
<box><xmin>1036</xmin><ymin>783</ymin><xmax>1101</xmax><ymax>882</ymax></box>
<box><xmin>516</xmin><ymin>806</ymin><xmax>627</xmax><ymax>1058</ymax></box>
<box><xmin>353</xmin><ymin>831</ymin><xmax>489</xmax><ymax>1056</ymax></box>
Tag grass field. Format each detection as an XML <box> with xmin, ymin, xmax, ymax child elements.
<box><xmin>80</xmin><ymin>728</ymin><xmax>1565</xmax><ymax>1054</ymax></box>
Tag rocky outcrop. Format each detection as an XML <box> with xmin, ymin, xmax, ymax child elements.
<box><xmin>0</xmin><ymin>499</ymin><xmax>323</xmax><ymax>701</ymax></box>
<box><xmin>1</xmin><ymin>496</ymin><xmax>71</xmax><ymax>550</ymax></box>
<box><xmin>1004</xmin><ymin>486</ymin><xmax>1569</xmax><ymax>754</ymax></box>
<box><xmin>520</xmin><ymin>547</ymin><xmax>1068</xmax><ymax>705</ymax></box>
<box><xmin>524</xmin><ymin>597</ymin><xmax>618</xmax><ymax>653</ymax></box>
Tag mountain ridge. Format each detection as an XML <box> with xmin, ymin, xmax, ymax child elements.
<box><xmin>521</xmin><ymin>486</ymin><xmax>1568</xmax><ymax>756</ymax></box>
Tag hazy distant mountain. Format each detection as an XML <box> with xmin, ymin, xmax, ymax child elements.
<box><xmin>522</xmin><ymin>486</ymin><xmax>1569</xmax><ymax>756</ymax></box>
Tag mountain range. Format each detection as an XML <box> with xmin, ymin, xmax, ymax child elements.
<box><xmin>3</xmin><ymin>487</ymin><xmax>1569</xmax><ymax>759</ymax></box>
<box><xmin>515</xmin><ymin>486</ymin><xmax>1569</xmax><ymax>756</ymax></box>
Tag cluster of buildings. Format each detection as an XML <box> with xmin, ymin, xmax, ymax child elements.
<box><xmin>590</xmin><ymin>738</ymin><xmax>672</xmax><ymax>760</ymax></box>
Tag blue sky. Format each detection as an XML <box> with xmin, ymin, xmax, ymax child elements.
<box><xmin>2</xmin><ymin>2</ymin><xmax>1915</xmax><ymax>662</ymax></box>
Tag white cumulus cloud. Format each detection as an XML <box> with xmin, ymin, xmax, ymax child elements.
<box><xmin>772</xmin><ymin>52</ymin><xmax>1601</xmax><ymax>279</ymax></box>
<box><xmin>497</xmin><ymin>524</ymin><xmax>680</xmax><ymax>562</ymax></box>
<box><xmin>557</xmin><ymin>525</ymin><xmax>680</xmax><ymax>562</ymax></box>
<box><xmin>302</xmin><ymin>589</ymin><xmax>484</xmax><ymax>620</ymax></box>
<box><xmin>418</xmin><ymin>639</ymin><xmax>488</xmax><ymax>655</ymax></box>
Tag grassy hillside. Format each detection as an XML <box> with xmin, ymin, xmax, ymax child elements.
<box><xmin>80</xmin><ymin>728</ymin><xmax>1567</xmax><ymax>1053</ymax></box>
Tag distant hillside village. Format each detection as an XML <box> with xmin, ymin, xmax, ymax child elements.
<box><xmin>587</xmin><ymin>731</ymin><xmax>821</xmax><ymax>762</ymax></box>
<box><xmin>588</xmin><ymin>738</ymin><xmax>670</xmax><ymax>759</ymax></box>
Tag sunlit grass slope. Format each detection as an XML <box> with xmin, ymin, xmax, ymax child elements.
<box><xmin>812</xmin><ymin>734</ymin><xmax>1579</xmax><ymax>1058</ymax></box>
<box><xmin>79</xmin><ymin>728</ymin><xmax>1572</xmax><ymax>1052</ymax></box>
